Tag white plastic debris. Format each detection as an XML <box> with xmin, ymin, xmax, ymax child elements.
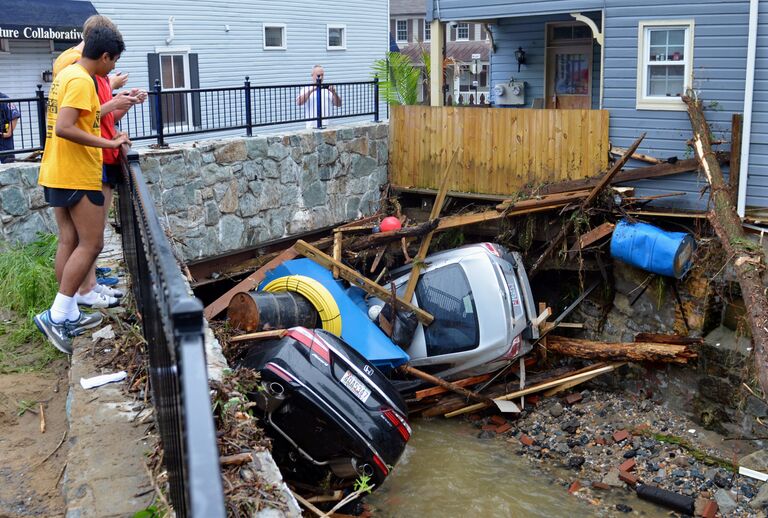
<box><xmin>493</xmin><ymin>399</ymin><xmax>521</xmax><ymax>413</ymax></box>
<box><xmin>80</xmin><ymin>371</ymin><xmax>127</xmax><ymax>390</ymax></box>
<box><xmin>740</xmin><ymin>466</ymin><xmax>768</xmax><ymax>482</ymax></box>
<box><xmin>91</xmin><ymin>324</ymin><xmax>115</xmax><ymax>342</ymax></box>
<box><xmin>687</xmin><ymin>429</ymin><xmax>696</xmax><ymax>434</ymax></box>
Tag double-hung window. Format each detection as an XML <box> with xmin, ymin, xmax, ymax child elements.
<box><xmin>636</xmin><ymin>20</ymin><xmax>694</xmax><ymax>110</ymax></box>
<box><xmin>456</xmin><ymin>23</ymin><xmax>469</xmax><ymax>41</ymax></box>
<box><xmin>424</xmin><ymin>19</ymin><xmax>431</xmax><ymax>42</ymax></box>
<box><xmin>396</xmin><ymin>19</ymin><xmax>408</xmax><ymax>43</ymax></box>
<box><xmin>159</xmin><ymin>52</ymin><xmax>190</xmax><ymax>127</ymax></box>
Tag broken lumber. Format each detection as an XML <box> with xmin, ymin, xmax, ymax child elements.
<box><xmin>400</xmin><ymin>365</ymin><xmax>491</xmax><ymax>404</ymax></box>
<box><xmin>569</xmin><ymin>222</ymin><xmax>616</xmax><ymax>255</ymax></box>
<box><xmin>346</xmin><ymin>219</ymin><xmax>438</xmax><ymax>252</ymax></box>
<box><xmin>634</xmin><ymin>333</ymin><xmax>703</xmax><ymax>346</ymax></box>
<box><xmin>611</xmin><ymin>146</ymin><xmax>662</xmax><ymax>164</ymax></box>
<box><xmin>220</xmin><ymin>452</ymin><xmax>254</xmax><ymax>466</ymax></box>
<box><xmin>229</xmin><ymin>329</ymin><xmax>287</xmax><ymax>343</ymax></box>
<box><xmin>545</xmin><ymin>336</ymin><xmax>697</xmax><ymax>364</ymax></box>
<box><xmin>529</xmin><ymin>134</ymin><xmax>646</xmax><ymax>276</ymax></box>
<box><xmin>204</xmin><ymin>247</ymin><xmax>299</xmax><ymax>320</ymax></box>
<box><xmin>683</xmin><ymin>94</ymin><xmax>768</xmax><ymax>398</ymax></box>
<box><xmin>445</xmin><ymin>363</ymin><xmax>623</xmax><ymax>418</ymax></box>
<box><xmin>403</xmin><ymin>149</ymin><xmax>458</xmax><ymax>305</ymax></box>
<box><xmin>414</xmin><ymin>373</ymin><xmax>492</xmax><ymax>400</ymax></box>
<box><xmin>292</xmin><ymin>240</ymin><xmax>434</xmax><ymax>325</ymax></box>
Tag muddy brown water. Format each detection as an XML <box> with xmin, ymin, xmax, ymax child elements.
<box><xmin>367</xmin><ymin>419</ymin><xmax>663</xmax><ymax>517</ymax></box>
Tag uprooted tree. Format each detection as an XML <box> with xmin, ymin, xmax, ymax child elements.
<box><xmin>682</xmin><ymin>92</ymin><xmax>768</xmax><ymax>397</ymax></box>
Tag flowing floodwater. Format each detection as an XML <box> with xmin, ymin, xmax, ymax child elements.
<box><xmin>367</xmin><ymin>419</ymin><xmax>658</xmax><ymax>517</ymax></box>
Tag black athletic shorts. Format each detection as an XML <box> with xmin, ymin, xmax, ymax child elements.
<box><xmin>43</xmin><ymin>187</ymin><xmax>105</xmax><ymax>208</ymax></box>
<box><xmin>102</xmin><ymin>164</ymin><xmax>123</xmax><ymax>188</ymax></box>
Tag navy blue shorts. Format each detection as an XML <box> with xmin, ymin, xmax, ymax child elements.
<box><xmin>102</xmin><ymin>164</ymin><xmax>122</xmax><ymax>188</ymax></box>
<box><xmin>43</xmin><ymin>187</ymin><xmax>104</xmax><ymax>208</ymax></box>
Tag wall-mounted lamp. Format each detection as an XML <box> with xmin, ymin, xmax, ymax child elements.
<box><xmin>514</xmin><ymin>47</ymin><xmax>526</xmax><ymax>73</ymax></box>
<box><xmin>42</xmin><ymin>70</ymin><xmax>53</xmax><ymax>83</ymax></box>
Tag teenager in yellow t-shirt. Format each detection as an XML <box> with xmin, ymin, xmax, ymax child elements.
<box><xmin>34</xmin><ymin>26</ymin><xmax>130</xmax><ymax>354</ymax></box>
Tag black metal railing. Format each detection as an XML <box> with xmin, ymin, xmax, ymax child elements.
<box><xmin>0</xmin><ymin>85</ymin><xmax>47</xmax><ymax>161</ymax></box>
<box><xmin>117</xmin><ymin>148</ymin><xmax>225</xmax><ymax>517</ymax></box>
<box><xmin>0</xmin><ymin>78</ymin><xmax>380</xmax><ymax>159</ymax></box>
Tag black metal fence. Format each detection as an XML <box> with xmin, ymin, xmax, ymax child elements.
<box><xmin>0</xmin><ymin>86</ymin><xmax>46</xmax><ymax>161</ymax></box>
<box><xmin>0</xmin><ymin>78</ymin><xmax>379</xmax><ymax>158</ymax></box>
<box><xmin>117</xmin><ymin>148</ymin><xmax>225</xmax><ymax>517</ymax></box>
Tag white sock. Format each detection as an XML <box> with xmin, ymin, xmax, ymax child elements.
<box><xmin>76</xmin><ymin>290</ymin><xmax>102</xmax><ymax>305</ymax></box>
<box><xmin>50</xmin><ymin>293</ymin><xmax>79</xmax><ymax>323</ymax></box>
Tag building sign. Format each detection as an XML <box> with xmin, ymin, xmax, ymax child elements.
<box><xmin>0</xmin><ymin>26</ymin><xmax>82</xmax><ymax>41</ymax></box>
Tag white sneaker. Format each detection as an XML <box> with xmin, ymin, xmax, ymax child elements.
<box><xmin>75</xmin><ymin>290</ymin><xmax>120</xmax><ymax>308</ymax></box>
<box><xmin>94</xmin><ymin>283</ymin><xmax>124</xmax><ymax>299</ymax></box>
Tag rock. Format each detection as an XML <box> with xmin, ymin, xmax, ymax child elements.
<box><xmin>740</xmin><ymin>449</ymin><xmax>768</xmax><ymax>473</ymax></box>
<box><xmin>714</xmin><ymin>470</ymin><xmax>733</xmax><ymax>489</ymax></box>
<box><xmin>566</xmin><ymin>455</ymin><xmax>585</xmax><ymax>470</ymax></box>
<box><xmin>550</xmin><ymin>402</ymin><xmax>564</xmax><ymax>418</ymax></box>
<box><xmin>561</xmin><ymin>419</ymin><xmax>579</xmax><ymax>434</ymax></box>
<box><xmin>615</xmin><ymin>503</ymin><xmax>632</xmax><ymax>513</ymax></box>
<box><xmin>0</xmin><ymin>186</ymin><xmax>27</xmax><ymax>216</ymax></box>
<box><xmin>714</xmin><ymin>488</ymin><xmax>737</xmax><ymax>514</ymax></box>
<box><xmin>750</xmin><ymin>482</ymin><xmax>768</xmax><ymax>509</ymax></box>
<box><xmin>478</xmin><ymin>430</ymin><xmax>495</xmax><ymax>440</ymax></box>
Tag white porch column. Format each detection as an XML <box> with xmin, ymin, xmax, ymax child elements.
<box><xmin>430</xmin><ymin>20</ymin><xmax>444</xmax><ymax>106</ymax></box>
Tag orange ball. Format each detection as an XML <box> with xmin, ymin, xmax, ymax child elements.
<box><xmin>380</xmin><ymin>216</ymin><xmax>402</xmax><ymax>232</ymax></box>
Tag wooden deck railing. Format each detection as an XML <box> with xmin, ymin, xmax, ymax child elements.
<box><xmin>389</xmin><ymin>105</ymin><xmax>609</xmax><ymax>196</ymax></box>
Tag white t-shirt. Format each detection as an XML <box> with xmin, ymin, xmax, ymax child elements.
<box><xmin>298</xmin><ymin>86</ymin><xmax>337</xmax><ymax>128</ymax></box>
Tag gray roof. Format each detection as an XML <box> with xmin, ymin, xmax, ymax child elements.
<box><xmin>391</xmin><ymin>0</ymin><xmax>425</xmax><ymax>16</ymax></box>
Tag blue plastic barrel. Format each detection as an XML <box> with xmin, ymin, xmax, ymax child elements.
<box><xmin>610</xmin><ymin>219</ymin><xmax>695</xmax><ymax>279</ymax></box>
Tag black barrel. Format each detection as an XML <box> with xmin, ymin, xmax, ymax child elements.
<box><xmin>636</xmin><ymin>484</ymin><xmax>695</xmax><ymax>515</ymax></box>
<box><xmin>227</xmin><ymin>291</ymin><xmax>318</xmax><ymax>332</ymax></box>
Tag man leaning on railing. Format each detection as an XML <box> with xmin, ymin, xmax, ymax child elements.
<box><xmin>296</xmin><ymin>64</ymin><xmax>342</xmax><ymax>129</ymax></box>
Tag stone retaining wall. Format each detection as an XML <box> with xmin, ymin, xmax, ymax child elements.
<box><xmin>0</xmin><ymin>122</ymin><xmax>389</xmax><ymax>261</ymax></box>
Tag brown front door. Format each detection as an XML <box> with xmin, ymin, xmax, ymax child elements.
<box><xmin>546</xmin><ymin>44</ymin><xmax>593</xmax><ymax>109</ymax></box>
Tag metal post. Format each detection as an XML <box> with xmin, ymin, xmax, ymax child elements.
<box><xmin>315</xmin><ymin>76</ymin><xmax>323</xmax><ymax>129</ymax></box>
<box><xmin>373</xmin><ymin>77</ymin><xmax>380</xmax><ymax>122</ymax></box>
<box><xmin>153</xmin><ymin>79</ymin><xmax>165</xmax><ymax>147</ymax></box>
<box><xmin>35</xmin><ymin>84</ymin><xmax>46</xmax><ymax>147</ymax></box>
<box><xmin>244</xmin><ymin>76</ymin><xmax>253</xmax><ymax>137</ymax></box>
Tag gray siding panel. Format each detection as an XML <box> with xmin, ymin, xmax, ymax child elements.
<box><xmin>431</xmin><ymin>0</ymin><xmax>603</xmax><ymax>21</ymax></box>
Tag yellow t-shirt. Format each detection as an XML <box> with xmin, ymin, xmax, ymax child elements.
<box><xmin>52</xmin><ymin>46</ymin><xmax>82</xmax><ymax>78</ymax></box>
<box><xmin>38</xmin><ymin>64</ymin><xmax>103</xmax><ymax>191</ymax></box>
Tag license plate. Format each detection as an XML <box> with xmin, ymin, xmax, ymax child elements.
<box><xmin>340</xmin><ymin>370</ymin><xmax>371</xmax><ymax>404</ymax></box>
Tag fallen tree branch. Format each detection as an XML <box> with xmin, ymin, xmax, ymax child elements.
<box><xmin>682</xmin><ymin>93</ymin><xmax>768</xmax><ymax>397</ymax></box>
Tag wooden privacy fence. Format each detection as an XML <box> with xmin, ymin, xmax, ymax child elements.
<box><xmin>389</xmin><ymin>105</ymin><xmax>610</xmax><ymax>196</ymax></box>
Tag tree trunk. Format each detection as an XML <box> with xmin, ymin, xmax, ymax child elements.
<box><xmin>545</xmin><ymin>336</ymin><xmax>696</xmax><ymax>364</ymax></box>
<box><xmin>682</xmin><ymin>95</ymin><xmax>768</xmax><ymax>397</ymax></box>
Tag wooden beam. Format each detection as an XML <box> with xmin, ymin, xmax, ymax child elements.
<box><xmin>229</xmin><ymin>329</ymin><xmax>287</xmax><ymax>343</ymax></box>
<box><xmin>569</xmin><ymin>222</ymin><xmax>616</xmax><ymax>254</ymax></box>
<box><xmin>292</xmin><ymin>240</ymin><xmax>434</xmax><ymax>325</ymax></box>
<box><xmin>730</xmin><ymin>113</ymin><xmax>743</xmax><ymax>207</ymax></box>
<box><xmin>414</xmin><ymin>373</ymin><xmax>492</xmax><ymax>400</ymax></box>
<box><xmin>611</xmin><ymin>146</ymin><xmax>662</xmax><ymax>164</ymax></box>
<box><xmin>203</xmin><ymin>247</ymin><xmax>298</xmax><ymax>320</ymax></box>
<box><xmin>445</xmin><ymin>363</ymin><xmax>623</xmax><ymax>417</ymax></box>
<box><xmin>402</xmin><ymin>150</ymin><xmax>458</xmax><ymax>305</ymax></box>
<box><xmin>400</xmin><ymin>365</ymin><xmax>491</xmax><ymax>404</ymax></box>
<box><xmin>332</xmin><ymin>230</ymin><xmax>342</xmax><ymax>279</ymax></box>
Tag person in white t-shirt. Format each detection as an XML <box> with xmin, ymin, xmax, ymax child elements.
<box><xmin>296</xmin><ymin>65</ymin><xmax>342</xmax><ymax>129</ymax></box>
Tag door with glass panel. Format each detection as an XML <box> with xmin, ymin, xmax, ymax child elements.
<box><xmin>545</xmin><ymin>22</ymin><xmax>593</xmax><ymax>109</ymax></box>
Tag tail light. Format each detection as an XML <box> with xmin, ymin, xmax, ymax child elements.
<box><xmin>382</xmin><ymin>407</ymin><xmax>411</xmax><ymax>442</ymax></box>
<box><xmin>372</xmin><ymin>454</ymin><xmax>390</xmax><ymax>476</ymax></box>
<box><xmin>480</xmin><ymin>242</ymin><xmax>501</xmax><ymax>257</ymax></box>
<box><xmin>265</xmin><ymin>362</ymin><xmax>297</xmax><ymax>383</ymax></box>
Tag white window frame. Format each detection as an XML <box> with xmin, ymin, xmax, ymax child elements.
<box><xmin>263</xmin><ymin>23</ymin><xmax>287</xmax><ymax>50</ymax></box>
<box><xmin>456</xmin><ymin>22</ymin><xmax>470</xmax><ymax>41</ymax></box>
<box><xmin>154</xmin><ymin>46</ymin><xmax>194</xmax><ymax>130</ymax></box>
<box><xmin>636</xmin><ymin>19</ymin><xmax>694</xmax><ymax>111</ymax></box>
<box><xmin>327</xmin><ymin>24</ymin><xmax>346</xmax><ymax>50</ymax></box>
<box><xmin>396</xmin><ymin>19</ymin><xmax>408</xmax><ymax>43</ymax></box>
<box><xmin>423</xmin><ymin>19</ymin><xmax>431</xmax><ymax>42</ymax></box>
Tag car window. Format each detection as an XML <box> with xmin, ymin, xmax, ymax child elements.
<box><xmin>416</xmin><ymin>264</ymin><xmax>480</xmax><ymax>356</ymax></box>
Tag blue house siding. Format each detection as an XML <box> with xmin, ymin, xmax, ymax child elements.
<box><xmin>431</xmin><ymin>0</ymin><xmax>766</xmax><ymax>210</ymax></box>
<box><xmin>489</xmin><ymin>12</ymin><xmax>601</xmax><ymax>109</ymax></box>
<box><xmin>603</xmin><ymin>0</ymin><xmax>750</xmax><ymax>210</ymax></box>
<box><xmin>747</xmin><ymin>1</ymin><xmax>768</xmax><ymax>208</ymax></box>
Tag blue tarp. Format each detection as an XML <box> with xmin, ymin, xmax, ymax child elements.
<box><xmin>260</xmin><ymin>258</ymin><xmax>410</xmax><ymax>371</ymax></box>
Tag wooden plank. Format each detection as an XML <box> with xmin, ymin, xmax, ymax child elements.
<box><xmin>332</xmin><ymin>230</ymin><xmax>342</xmax><ymax>279</ymax></box>
<box><xmin>292</xmin><ymin>240</ymin><xmax>434</xmax><ymax>325</ymax></box>
<box><xmin>445</xmin><ymin>363</ymin><xmax>623</xmax><ymax>418</ymax></box>
<box><xmin>203</xmin><ymin>247</ymin><xmax>298</xmax><ymax>320</ymax></box>
<box><xmin>414</xmin><ymin>373</ymin><xmax>492</xmax><ymax>400</ymax></box>
<box><xmin>400</xmin><ymin>365</ymin><xmax>490</xmax><ymax>404</ymax></box>
<box><xmin>230</xmin><ymin>329</ymin><xmax>287</xmax><ymax>343</ymax></box>
<box><xmin>569</xmin><ymin>222</ymin><xmax>616</xmax><ymax>253</ymax></box>
<box><xmin>730</xmin><ymin>113</ymin><xmax>743</xmax><ymax>207</ymax></box>
<box><xmin>583</xmin><ymin>133</ymin><xmax>646</xmax><ymax>207</ymax></box>
<box><xmin>611</xmin><ymin>146</ymin><xmax>662</xmax><ymax>164</ymax></box>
